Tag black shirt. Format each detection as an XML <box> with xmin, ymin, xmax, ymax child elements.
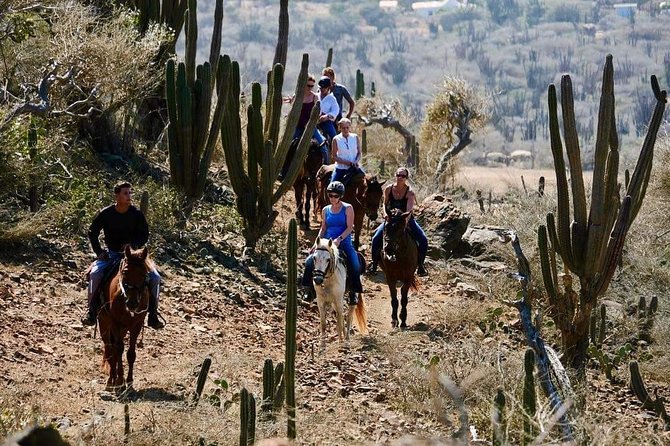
<box><xmin>88</xmin><ymin>205</ymin><xmax>150</xmax><ymax>256</ymax></box>
<box><xmin>386</xmin><ymin>186</ymin><xmax>409</xmax><ymax>213</ymax></box>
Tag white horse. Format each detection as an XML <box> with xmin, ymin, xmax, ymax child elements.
<box><xmin>312</xmin><ymin>237</ymin><xmax>368</xmax><ymax>350</ymax></box>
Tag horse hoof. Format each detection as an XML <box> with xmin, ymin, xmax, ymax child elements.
<box><xmin>400</xmin><ymin>322</ymin><xmax>408</xmax><ymax>330</ymax></box>
<box><xmin>391</xmin><ymin>320</ymin><xmax>398</xmax><ymax>328</ymax></box>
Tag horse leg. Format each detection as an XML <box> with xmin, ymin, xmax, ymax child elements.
<box><xmin>354</xmin><ymin>204</ymin><xmax>364</xmax><ymax>249</ymax></box>
<box><xmin>389</xmin><ymin>284</ymin><xmax>399</xmax><ymax>328</ymax></box>
<box><xmin>294</xmin><ymin>184</ymin><xmax>305</xmax><ymax>227</ymax></box>
<box><xmin>113</xmin><ymin>331</ymin><xmax>126</xmax><ymax>391</ymax></box>
<box><xmin>400</xmin><ymin>283</ymin><xmax>410</xmax><ymax>329</ymax></box>
<box><xmin>317</xmin><ymin>299</ymin><xmax>327</xmax><ymax>351</ymax></box>
<box><xmin>126</xmin><ymin>324</ymin><xmax>142</xmax><ymax>390</ymax></box>
<box><xmin>336</xmin><ymin>299</ymin><xmax>345</xmax><ymax>343</ymax></box>
<box><xmin>305</xmin><ymin>188</ymin><xmax>312</xmax><ymax>226</ymax></box>
<box><xmin>346</xmin><ymin>301</ymin><xmax>355</xmax><ymax>342</ymax></box>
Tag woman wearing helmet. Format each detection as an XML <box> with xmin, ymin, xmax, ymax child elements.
<box><xmin>317</xmin><ymin>76</ymin><xmax>340</xmax><ymax>149</ymax></box>
<box><xmin>301</xmin><ymin>181</ymin><xmax>363</xmax><ymax>304</ymax></box>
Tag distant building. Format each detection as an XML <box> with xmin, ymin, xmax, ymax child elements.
<box><xmin>379</xmin><ymin>0</ymin><xmax>399</xmax><ymax>10</ymax></box>
<box><xmin>613</xmin><ymin>3</ymin><xmax>637</xmax><ymax>18</ymax></box>
<box><xmin>411</xmin><ymin>0</ymin><xmax>464</xmax><ymax>17</ymax></box>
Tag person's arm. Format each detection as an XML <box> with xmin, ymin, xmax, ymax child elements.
<box><xmin>405</xmin><ymin>190</ymin><xmax>416</xmax><ymax>223</ymax></box>
<box><xmin>132</xmin><ymin>209</ymin><xmax>150</xmax><ymax>248</ymax></box>
<box><xmin>335</xmin><ymin>205</ymin><xmax>355</xmax><ymax>245</ymax></box>
<box><xmin>344</xmin><ymin>88</ymin><xmax>355</xmax><ymax>118</ymax></box>
<box><xmin>322</xmin><ymin>95</ymin><xmax>339</xmax><ymax>121</ymax></box>
<box><xmin>88</xmin><ymin>210</ymin><xmax>105</xmax><ymax>257</ymax></box>
<box><xmin>381</xmin><ymin>186</ymin><xmax>391</xmax><ymax>219</ymax></box>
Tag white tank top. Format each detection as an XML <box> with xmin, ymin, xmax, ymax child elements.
<box><xmin>333</xmin><ymin>133</ymin><xmax>358</xmax><ymax>169</ymax></box>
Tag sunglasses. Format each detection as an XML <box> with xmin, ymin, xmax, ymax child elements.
<box><xmin>396</xmin><ymin>174</ymin><xmax>408</xmax><ymax>178</ymax></box>
<box><xmin>327</xmin><ymin>193</ymin><xmax>341</xmax><ymax>199</ymax></box>
<box><xmin>306</xmin><ymin>84</ymin><xmax>315</xmax><ymax>88</ymax></box>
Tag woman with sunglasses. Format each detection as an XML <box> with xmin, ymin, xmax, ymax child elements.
<box><xmin>289</xmin><ymin>74</ymin><xmax>328</xmax><ymax>164</ymax></box>
<box><xmin>368</xmin><ymin>167</ymin><xmax>428</xmax><ymax>276</ymax></box>
<box><xmin>301</xmin><ymin>181</ymin><xmax>363</xmax><ymax>304</ymax></box>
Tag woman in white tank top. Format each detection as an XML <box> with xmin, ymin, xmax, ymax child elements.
<box><xmin>330</xmin><ymin>118</ymin><xmax>363</xmax><ymax>184</ymax></box>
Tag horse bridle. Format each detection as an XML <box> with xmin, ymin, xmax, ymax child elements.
<box><xmin>313</xmin><ymin>246</ymin><xmax>337</xmax><ymax>281</ymax></box>
<box><xmin>119</xmin><ymin>259</ymin><xmax>149</xmax><ymax>310</ymax></box>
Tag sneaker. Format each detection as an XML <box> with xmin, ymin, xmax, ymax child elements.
<box><xmin>417</xmin><ymin>264</ymin><xmax>428</xmax><ymax>277</ymax></box>
<box><xmin>348</xmin><ymin>291</ymin><xmax>358</xmax><ymax>305</ymax></box>
<box><xmin>81</xmin><ymin>313</ymin><xmax>96</xmax><ymax>326</ymax></box>
<box><xmin>147</xmin><ymin>313</ymin><xmax>165</xmax><ymax>330</ymax></box>
<box><xmin>303</xmin><ymin>287</ymin><xmax>316</xmax><ymax>302</ymax></box>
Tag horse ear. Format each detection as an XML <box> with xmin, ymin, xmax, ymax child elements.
<box><xmin>328</xmin><ymin>238</ymin><xmax>333</xmax><ymax>247</ymax></box>
<box><xmin>124</xmin><ymin>245</ymin><xmax>132</xmax><ymax>257</ymax></box>
<box><xmin>316</xmin><ymin>236</ymin><xmax>320</xmax><ymax>246</ymax></box>
<box><xmin>140</xmin><ymin>247</ymin><xmax>148</xmax><ymax>259</ymax></box>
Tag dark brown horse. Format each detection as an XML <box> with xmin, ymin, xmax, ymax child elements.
<box><xmin>98</xmin><ymin>246</ymin><xmax>151</xmax><ymax>392</ymax></box>
<box><xmin>380</xmin><ymin>209</ymin><xmax>419</xmax><ymax>328</ymax></box>
<box><xmin>316</xmin><ymin>166</ymin><xmax>384</xmax><ymax>249</ymax></box>
<box><xmin>292</xmin><ymin>140</ymin><xmax>323</xmax><ymax>228</ymax></box>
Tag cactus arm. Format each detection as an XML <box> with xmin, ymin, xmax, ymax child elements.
<box><xmin>272</xmin><ymin>0</ymin><xmax>289</xmax><ymax>67</ymax></box>
<box><xmin>258</xmin><ymin>140</ymin><xmax>274</xmax><ymax>225</ymax></box>
<box><xmin>584</xmin><ymin>56</ymin><xmax>615</xmax><ymax>280</ymax></box>
<box><xmin>325</xmin><ymin>47</ymin><xmax>333</xmax><ymax>67</ymax></box>
<box><xmin>522</xmin><ymin>349</ymin><xmax>536</xmax><ymax>446</ymax></box>
<box><xmin>266</xmin><ymin>64</ymin><xmax>285</xmax><ymax>154</ymax></box>
<box><xmin>538</xmin><ymin>225</ymin><xmax>558</xmax><ymax>304</ymax></box>
<box><xmin>176</xmin><ymin>66</ymin><xmax>193</xmax><ymax>195</ymax></box>
<box><xmin>273</xmin><ymin>54</ymin><xmax>310</xmax><ymax>179</ymax></box>
<box><xmin>592</xmin><ymin>196</ymin><xmax>632</xmax><ymax>298</ymax></box>
<box><xmin>285</xmin><ymin>219</ymin><xmax>298</xmax><ymax>439</ymax></box>
<box><xmin>196</xmin><ymin>55</ymin><xmax>231</xmax><ymax>197</ymax></box>
<box><xmin>191</xmin><ymin>65</ymin><xmax>210</xmax><ymax>178</ymax></box>
<box><xmin>247</xmin><ymin>84</ymin><xmax>264</xmax><ymax>189</ymax></box>
<box><xmin>184</xmin><ymin>0</ymin><xmax>197</xmax><ymax>85</ymax></box>
<box><xmin>165</xmin><ymin>59</ymin><xmax>182</xmax><ymax>186</ymax></box>
<box><xmin>262</xmin><ymin>359</ymin><xmax>274</xmax><ymax>412</ymax></box>
<box><xmin>547</xmin><ymin>84</ymin><xmax>576</xmax><ymax>273</ymax></box>
<box><xmin>273</xmin><ymin>102</ymin><xmax>320</xmax><ymax>202</ymax></box>
<box><xmin>208</xmin><ymin>0</ymin><xmax>223</xmax><ymax>83</ymax></box>
<box><xmin>627</xmin><ymin>76</ymin><xmax>667</xmax><ymax>223</ymax></box>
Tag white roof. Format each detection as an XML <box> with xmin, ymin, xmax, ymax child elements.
<box><xmin>412</xmin><ymin>1</ymin><xmax>450</xmax><ymax>10</ymax></box>
<box><xmin>379</xmin><ymin>0</ymin><xmax>398</xmax><ymax>7</ymax></box>
<box><xmin>510</xmin><ymin>150</ymin><xmax>532</xmax><ymax>157</ymax></box>
<box><xmin>613</xmin><ymin>3</ymin><xmax>638</xmax><ymax>8</ymax></box>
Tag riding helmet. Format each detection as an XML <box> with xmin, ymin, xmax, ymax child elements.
<box><xmin>318</xmin><ymin>76</ymin><xmax>332</xmax><ymax>89</ymax></box>
<box><xmin>326</xmin><ymin>181</ymin><xmax>345</xmax><ymax>196</ymax></box>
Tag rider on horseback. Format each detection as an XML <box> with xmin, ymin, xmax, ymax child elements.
<box><xmin>301</xmin><ymin>181</ymin><xmax>363</xmax><ymax>304</ymax></box>
<box><xmin>81</xmin><ymin>181</ymin><xmax>164</xmax><ymax>329</ymax></box>
<box><xmin>368</xmin><ymin>167</ymin><xmax>429</xmax><ymax>276</ymax></box>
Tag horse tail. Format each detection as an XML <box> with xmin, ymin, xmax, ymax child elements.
<box><xmin>409</xmin><ymin>275</ymin><xmax>420</xmax><ymax>292</ymax></box>
<box><xmin>354</xmin><ymin>294</ymin><xmax>369</xmax><ymax>335</ymax></box>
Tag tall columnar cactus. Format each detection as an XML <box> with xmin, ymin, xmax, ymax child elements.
<box><xmin>629</xmin><ymin>361</ymin><xmax>670</xmax><ymax>428</ymax></box>
<box><xmin>193</xmin><ymin>356</ymin><xmax>211</xmax><ymax>406</ymax></box>
<box><xmin>27</xmin><ymin>122</ymin><xmax>39</xmax><ymax>212</ymax></box>
<box><xmin>166</xmin><ymin>0</ymin><xmax>228</xmax><ymax>200</ymax></box>
<box><xmin>492</xmin><ymin>388</ymin><xmax>506</xmax><ymax>446</ymax></box>
<box><xmin>261</xmin><ymin>358</ymin><xmax>285</xmax><ymax>413</ymax></box>
<box><xmin>220</xmin><ymin>1</ymin><xmax>319</xmax><ymax>252</ymax></box>
<box><xmin>140</xmin><ymin>191</ymin><xmax>150</xmax><ymax>217</ymax></box>
<box><xmin>325</xmin><ymin>47</ymin><xmax>333</xmax><ymax>68</ymax></box>
<box><xmin>285</xmin><ymin>219</ymin><xmax>298</xmax><ymax>439</ymax></box>
<box><xmin>125</xmin><ymin>0</ymin><xmax>188</xmax><ymax>47</ymax></box>
<box><xmin>361</xmin><ymin>129</ymin><xmax>367</xmax><ymax>157</ymax></box>
<box><xmin>637</xmin><ymin>295</ymin><xmax>659</xmax><ymax>342</ymax></box>
<box><xmin>522</xmin><ymin>349</ymin><xmax>536</xmax><ymax>445</ymax></box>
<box><xmin>537</xmin><ymin>55</ymin><xmax>667</xmax><ymax>374</ymax></box>
<box><xmin>355</xmin><ymin>69</ymin><xmax>365</xmax><ymax>99</ymax></box>
<box><xmin>239</xmin><ymin>387</ymin><xmax>256</xmax><ymax>446</ymax></box>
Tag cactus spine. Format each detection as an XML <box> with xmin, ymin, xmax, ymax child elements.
<box><xmin>285</xmin><ymin>219</ymin><xmax>298</xmax><ymax>439</ymax></box>
<box><xmin>193</xmin><ymin>356</ymin><xmax>211</xmax><ymax>406</ymax></box>
<box><xmin>522</xmin><ymin>349</ymin><xmax>536</xmax><ymax>445</ymax></box>
<box><xmin>537</xmin><ymin>55</ymin><xmax>667</xmax><ymax>374</ymax></box>
<box><xmin>220</xmin><ymin>1</ymin><xmax>319</xmax><ymax>251</ymax></box>
<box><xmin>166</xmin><ymin>0</ymin><xmax>228</xmax><ymax>200</ymax></box>
<box><xmin>239</xmin><ymin>387</ymin><xmax>256</xmax><ymax>446</ymax></box>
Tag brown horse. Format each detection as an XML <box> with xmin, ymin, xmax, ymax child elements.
<box><xmin>98</xmin><ymin>246</ymin><xmax>151</xmax><ymax>392</ymax></box>
<box><xmin>380</xmin><ymin>209</ymin><xmax>419</xmax><ymax>328</ymax></box>
<box><xmin>291</xmin><ymin>140</ymin><xmax>323</xmax><ymax>228</ymax></box>
<box><xmin>316</xmin><ymin>166</ymin><xmax>384</xmax><ymax>249</ymax></box>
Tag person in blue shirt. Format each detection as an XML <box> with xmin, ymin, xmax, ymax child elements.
<box><xmin>301</xmin><ymin>181</ymin><xmax>363</xmax><ymax>304</ymax></box>
<box><xmin>322</xmin><ymin>67</ymin><xmax>355</xmax><ymax>122</ymax></box>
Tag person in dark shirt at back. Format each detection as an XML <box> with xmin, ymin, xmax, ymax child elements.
<box><xmin>81</xmin><ymin>181</ymin><xmax>164</xmax><ymax>329</ymax></box>
<box><xmin>322</xmin><ymin>67</ymin><xmax>355</xmax><ymax>122</ymax></box>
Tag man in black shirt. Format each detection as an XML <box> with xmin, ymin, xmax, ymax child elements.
<box><xmin>82</xmin><ymin>181</ymin><xmax>165</xmax><ymax>329</ymax></box>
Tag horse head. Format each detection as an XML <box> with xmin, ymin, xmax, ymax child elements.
<box><xmin>313</xmin><ymin>237</ymin><xmax>337</xmax><ymax>286</ymax></box>
<box><xmin>304</xmin><ymin>141</ymin><xmax>324</xmax><ymax>183</ymax></box>
<box><xmin>383</xmin><ymin>209</ymin><xmax>410</xmax><ymax>262</ymax></box>
<box><xmin>363</xmin><ymin>175</ymin><xmax>385</xmax><ymax>221</ymax></box>
<box><xmin>119</xmin><ymin>245</ymin><xmax>149</xmax><ymax>313</ymax></box>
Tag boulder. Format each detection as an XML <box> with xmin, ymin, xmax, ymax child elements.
<box><xmin>414</xmin><ymin>194</ymin><xmax>470</xmax><ymax>259</ymax></box>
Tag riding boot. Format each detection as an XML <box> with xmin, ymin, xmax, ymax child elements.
<box><xmin>366</xmin><ymin>260</ymin><xmax>378</xmax><ymax>275</ymax></box>
<box><xmin>81</xmin><ymin>294</ymin><xmax>100</xmax><ymax>326</ymax></box>
<box><xmin>348</xmin><ymin>291</ymin><xmax>358</xmax><ymax>305</ymax></box>
<box><xmin>417</xmin><ymin>263</ymin><xmax>428</xmax><ymax>277</ymax></box>
<box><xmin>302</xmin><ymin>285</ymin><xmax>317</xmax><ymax>302</ymax></box>
<box><xmin>147</xmin><ymin>294</ymin><xmax>165</xmax><ymax>330</ymax></box>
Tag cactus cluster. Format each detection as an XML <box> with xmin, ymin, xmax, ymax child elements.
<box><xmin>165</xmin><ymin>0</ymin><xmax>228</xmax><ymax>199</ymax></box>
<box><xmin>285</xmin><ymin>219</ymin><xmax>298</xmax><ymax>439</ymax></box>
<box><xmin>261</xmin><ymin>358</ymin><xmax>285</xmax><ymax>413</ymax></box>
<box><xmin>239</xmin><ymin>387</ymin><xmax>256</xmax><ymax>446</ymax></box>
<box><xmin>220</xmin><ymin>1</ymin><xmax>319</xmax><ymax>251</ymax></box>
<box><xmin>537</xmin><ymin>55</ymin><xmax>667</xmax><ymax>373</ymax></box>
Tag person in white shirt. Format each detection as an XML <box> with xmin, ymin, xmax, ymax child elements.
<box><xmin>317</xmin><ymin>76</ymin><xmax>340</xmax><ymax>150</ymax></box>
<box><xmin>330</xmin><ymin>118</ymin><xmax>363</xmax><ymax>184</ymax></box>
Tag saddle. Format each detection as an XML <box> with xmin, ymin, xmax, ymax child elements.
<box><xmin>340</xmin><ymin>166</ymin><xmax>365</xmax><ymax>188</ymax></box>
<box><xmin>337</xmin><ymin>249</ymin><xmax>365</xmax><ymax>292</ymax></box>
